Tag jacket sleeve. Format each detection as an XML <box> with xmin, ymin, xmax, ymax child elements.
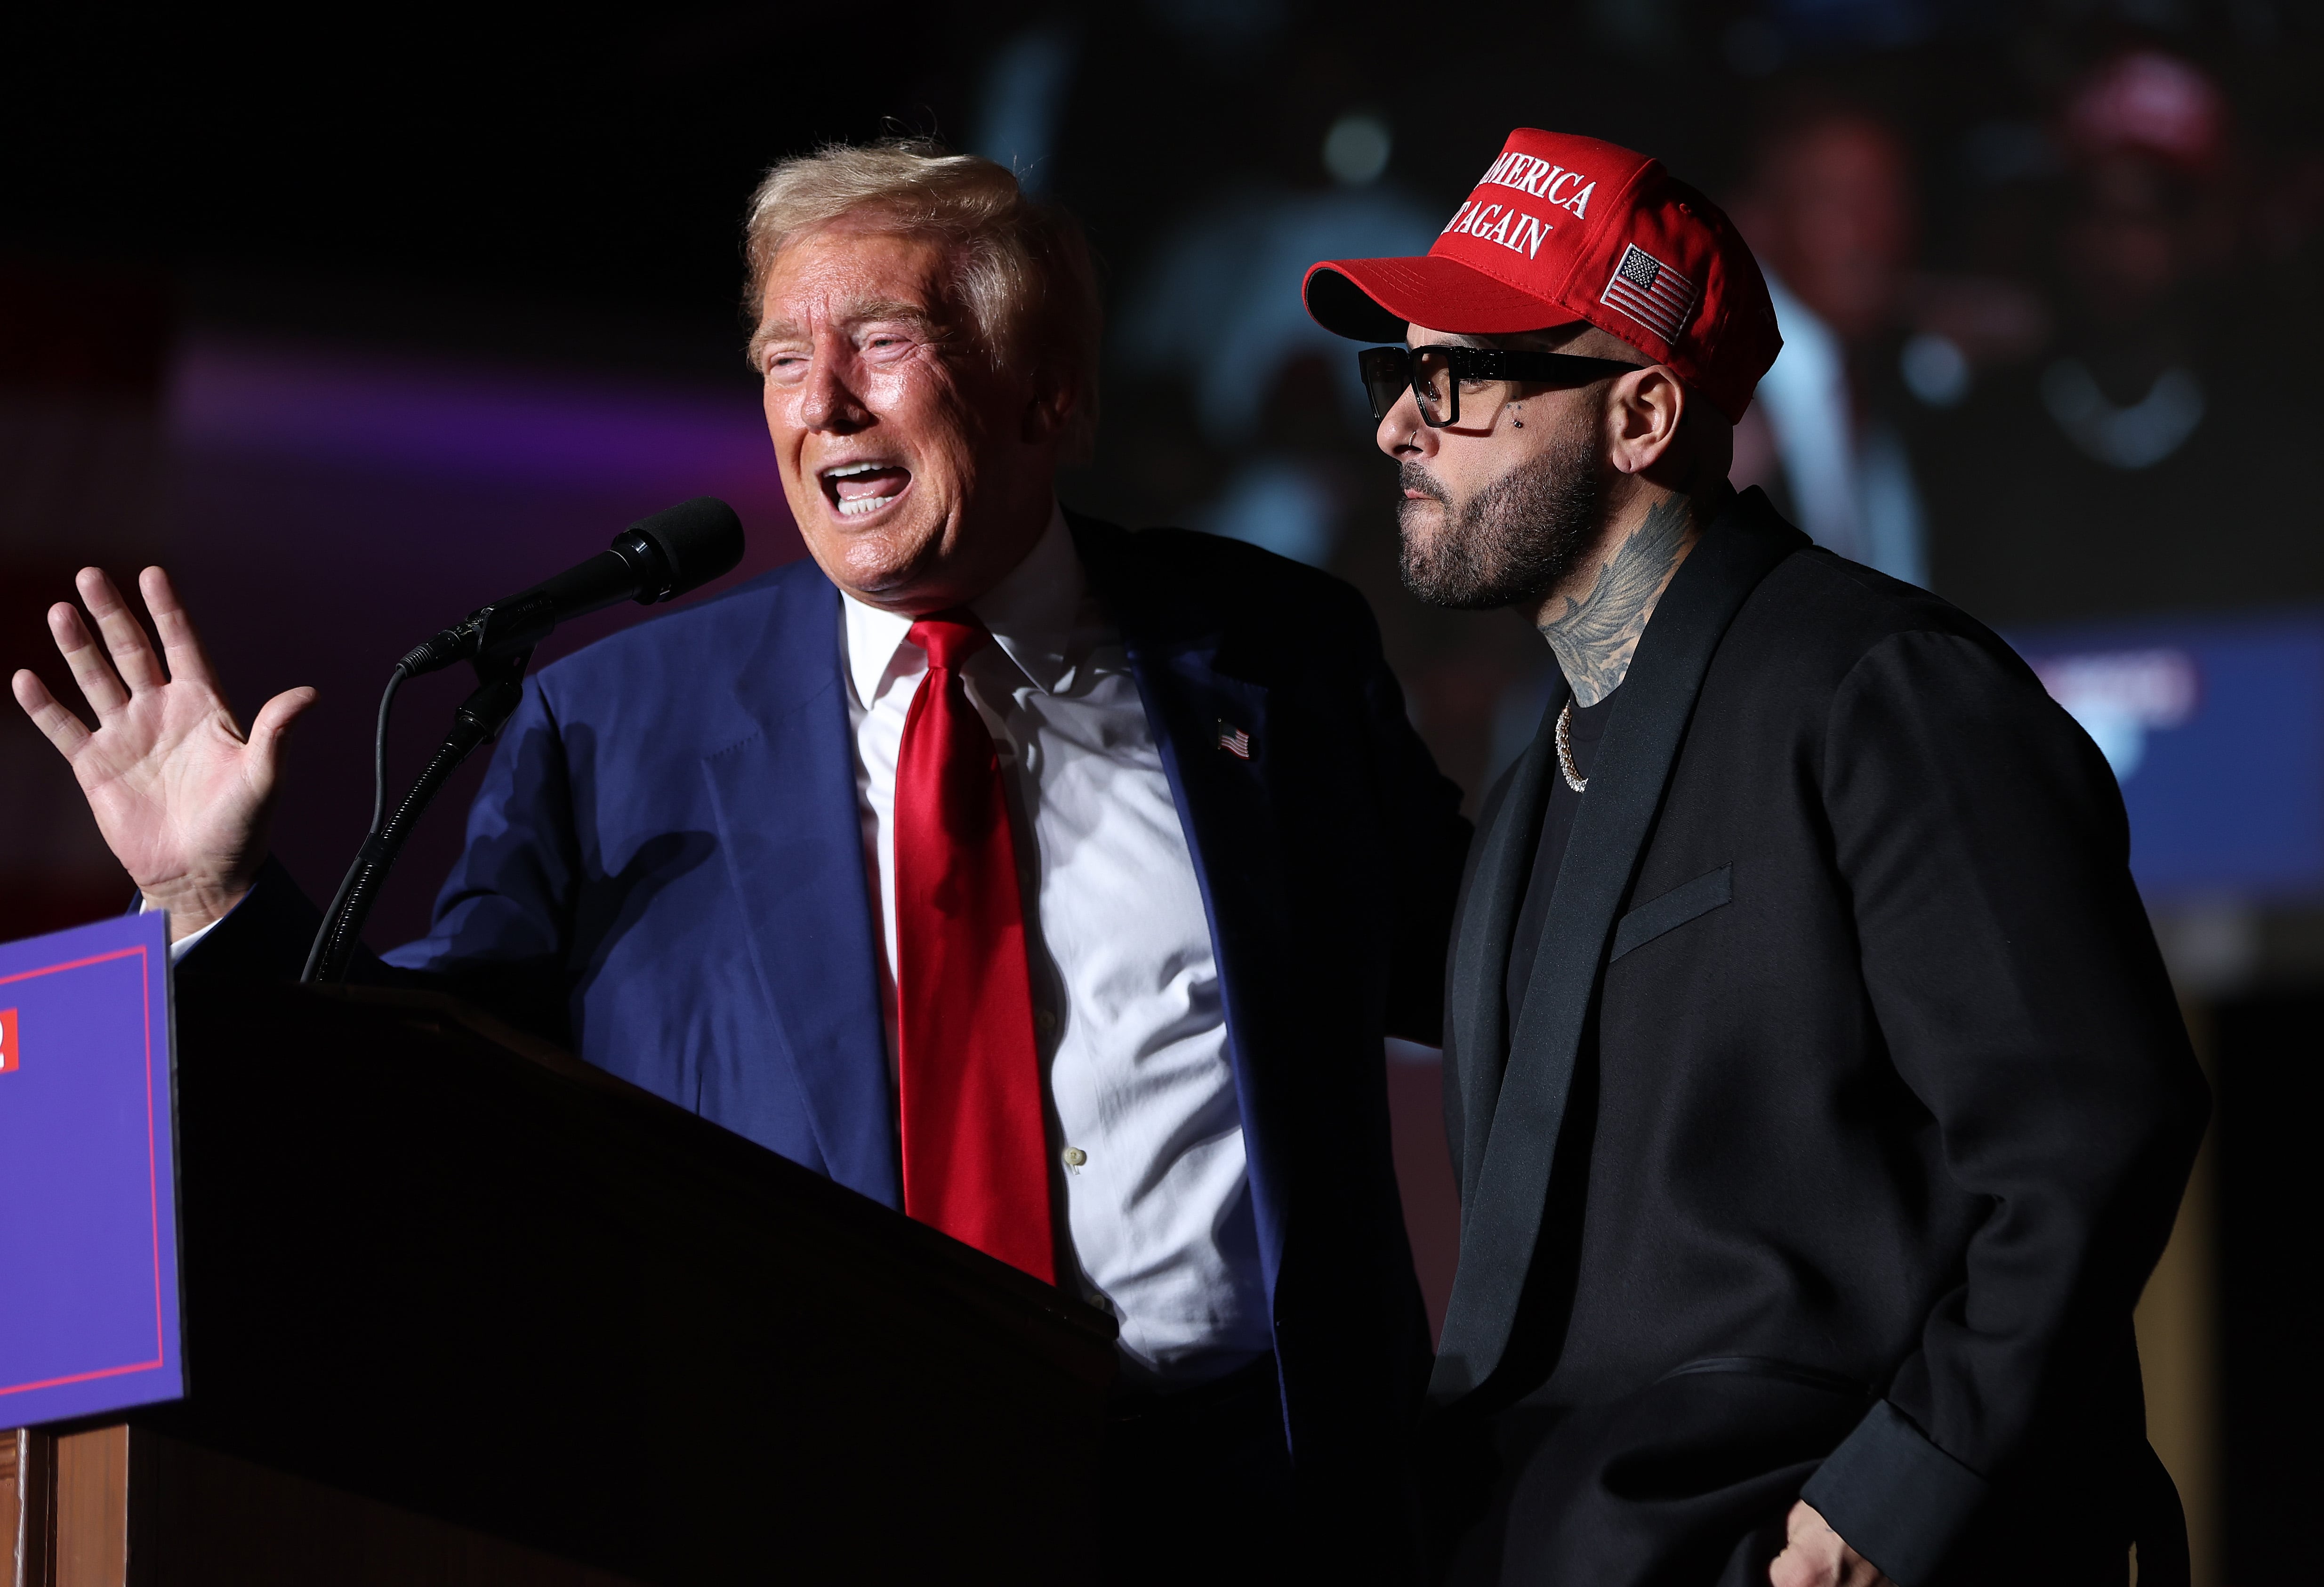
<box><xmin>374</xmin><ymin>675</ymin><xmax>582</xmax><ymax>1039</ymax></box>
<box><xmin>171</xmin><ymin>854</ymin><xmax>331</xmax><ymax>986</ymax></box>
<box><xmin>178</xmin><ymin>676</ymin><xmax>580</xmax><ymax>1041</ymax></box>
<box><xmin>1799</xmin><ymin>629</ymin><xmax>2208</xmax><ymax>1583</ymax></box>
<box><xmin>1348</xmin><ymin>595</ymin><xmax>1472</xmax><ymax>1048</ymax></box>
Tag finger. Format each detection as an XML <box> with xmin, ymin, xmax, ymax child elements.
<box><xmin>12</xmin><ymin>669</ymin><xmax>94</xmax><ymax>757</ymax></box>
<box><xmin>1764</xmin><ymin>1550</ymin><xmax>1821</xmax><ymax>1587</ymax></box>
<box><xmin>139</xmin><ymin>567</ymin><xmax>222</xmax><ymax>692</ymax></box>
<box><xmin>49</xmin><ymin>600</ymin><xmax>131</xmax><ymax>718</ymax></box>
<box><xmin>76</xmin><ymin>566</ymin><xmax>167</xmax><ymax>693</ymax></box>
<box><xmin>246</xmin><ymin>686</ymin><xmax>319</xmax><ymax>762</ymax></box>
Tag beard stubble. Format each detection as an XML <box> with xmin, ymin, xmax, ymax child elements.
<box><xmin>1396</xmin><ymin>418</ymin><xmax>1603</xmax><ymax>610</ymax></box>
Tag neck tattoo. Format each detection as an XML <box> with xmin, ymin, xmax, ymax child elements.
<box><xmin>1538</xmin><ymin>493</ymin><xmax>1695</xmax><ymax>707</ymax></box>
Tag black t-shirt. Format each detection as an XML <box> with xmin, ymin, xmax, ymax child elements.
<box><xmin>1505</xmin><ymin>682</ymin><xmax>1617</xmax><ymax>1035</ymax></box>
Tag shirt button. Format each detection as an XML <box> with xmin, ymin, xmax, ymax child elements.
<box><xmin>1035</xmin><ymin>1008</ymin><xmax>1058</xmax><ymax>1035</ymax></box>
<box><xmin>1062</xmin><ymin>1146</ymin><xmax>1087</xmax><ymax>1168</ymax></box>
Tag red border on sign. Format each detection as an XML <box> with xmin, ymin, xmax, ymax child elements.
<box><xmin>0</xmin><ymin>943</ymin><xmax>168</xmax><ymax>1400</ymax></box>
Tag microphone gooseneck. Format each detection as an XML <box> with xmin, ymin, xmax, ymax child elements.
<box><xmin>398</xmin><ymin>496</ymin><xmax>746</xmax><ymax>678</ymax></box>
<box><xmin>301</xmin><ymin>497</ymin><xmax>745</xmax><ymax>985</ymax></box>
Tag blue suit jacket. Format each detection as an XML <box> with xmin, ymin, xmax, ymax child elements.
<box><xmin>199</xmin><ymin>514</ymin><xmax>1471</xmax><ymax>1478</ymax></box>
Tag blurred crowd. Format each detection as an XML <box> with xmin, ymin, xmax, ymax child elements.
<box><xmin>1033</xmin><ymin>13</ymin><xmax>2324</xmax><ymax>807</ymax></box>
<box><xmin>1733</xmin><ymin>49</ymin><xmax>2324</xmax><ymax>632</ymax></box>
<box><xmin>7</xmin><ymin>6</ymin><xmax>2324</xmax><ymax>877</ymax></box>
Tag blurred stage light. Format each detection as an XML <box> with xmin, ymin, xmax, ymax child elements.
<box><xmin>1324</xmin><ymin>114</ymin><xmax>1392</xmax><ymax>187</ymax></box>
<box><xmin>1900</xmin><ymin>332</ymin><xmax>1971</xmax><ymax>407</ymax></box>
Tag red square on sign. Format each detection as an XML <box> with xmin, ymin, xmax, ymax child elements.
<box><xmin>0</xmin><ymin>1007</ymin><xmax>16</xmax><ymax>1072</ymax></box>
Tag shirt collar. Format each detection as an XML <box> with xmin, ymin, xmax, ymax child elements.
<box><xmin>841</xmin><ymin>501</ymin><xmax>1082</xmax><ymax>708</ymax></box>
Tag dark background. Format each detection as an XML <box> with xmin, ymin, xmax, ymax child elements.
<box><xmin>5</xmin><ymin>4</ymin><xmax>2320</xmax><ymax>1581</ymax></box>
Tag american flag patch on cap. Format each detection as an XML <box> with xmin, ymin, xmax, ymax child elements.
<box><xmin>1599</xmin><ymin>244</ymin><xmax>1698</xmax><ymax>344</ymax></box>
<box><xmin>1216</xmin><ymin>720</ymin><xmax>1252</xmax><ymax>759</ymax></box>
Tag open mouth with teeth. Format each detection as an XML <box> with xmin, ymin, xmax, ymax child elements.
<box><xmin>820</xmin><ymin>460</ymin><xmax>913</xmax><ymax>519</ymax></box>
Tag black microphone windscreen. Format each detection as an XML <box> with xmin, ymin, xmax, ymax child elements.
<box><xmin>629</xmin><ymin>497</ymin><xmax>745</xmax><ymax>597</ymax></box>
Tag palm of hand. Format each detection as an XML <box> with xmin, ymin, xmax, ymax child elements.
<box><xmin>71</xmin><ymin>681</ymin><xmax>274</xmax><ymax>896</ymax></box>
<box><xmin>13</xmin><ymin>567</ymin><xmax>316</xmax><ymax>934</ymax></box>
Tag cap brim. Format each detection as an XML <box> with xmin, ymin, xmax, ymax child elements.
<box><xmin>1303</xmin><ymin>255</ymin><xmax>1583</xmax><ymax>342</ymax></box>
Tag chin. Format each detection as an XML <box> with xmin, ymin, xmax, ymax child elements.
<box><xmin>1396</xmin><ymin>508</ymin><xmax>1453</xmax><ymax>560</ymax></box>
<box><xmin>825</xmin><ymin>519</ymin><xmax>946</xmax><ymax>600</ymax></box>
<box><xmin>1398</xmin><ymin>494</ymin><xmax>1447</xmax><ymax>529</ymax></box>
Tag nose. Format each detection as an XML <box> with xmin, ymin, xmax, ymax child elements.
<box><xmin>798</xmin><ymin>349</ymin><xmax>872</xmax><ymax>434</ymax></box>
<box><xmin>1375</xmin><ymin>387</ymin><xmax>1433</xmax><ymax>460</ymax></box>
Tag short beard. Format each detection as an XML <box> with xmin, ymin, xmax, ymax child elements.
<box><xmin>1397</xmin><ymin>422</ymin><xmax>1602</xmax><ymax>610</ymax></box>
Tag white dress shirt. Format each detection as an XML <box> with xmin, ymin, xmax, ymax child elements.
<box><xmin>842</xmin><ymin>505</ymin><xmax>1271</xmax><ymax>1384</ymax></box>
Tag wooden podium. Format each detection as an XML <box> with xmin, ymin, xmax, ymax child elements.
<box><xmin>2</xmin><ymin>982</ymin><xmax>1116</xmax><ymax>1585</ymax></box>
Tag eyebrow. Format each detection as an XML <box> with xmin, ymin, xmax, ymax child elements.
<box><xmin>750</xmin><ymin>300</ymin><xmax>946</xmax><ymax>357</ymax></box>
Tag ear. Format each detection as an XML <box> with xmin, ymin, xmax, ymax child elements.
<box><xmin>1602</xmin><ymin>365</ymin><xmax>1688</xmax><ymax>476</ymax></box>
<box><xmin>1021</xmin><ymin>370</ymin><xmax>1078</xmax><ymax>446</ymax></box>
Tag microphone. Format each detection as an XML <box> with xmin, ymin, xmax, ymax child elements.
<box><xmin>398</xmin><ymin>496</ymin><xmax>745</xmax><ymax>677</ymax></box>
<box><xmin>303</xmin><ymin>495</ymin><xmax>745</xmax><ymax>983</ymax></box>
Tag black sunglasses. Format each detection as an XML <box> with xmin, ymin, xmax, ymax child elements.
<box><xmin>1359</xmin><ymin>344</ymin><xmax>1644</xmax><ymax>427</ymax></box>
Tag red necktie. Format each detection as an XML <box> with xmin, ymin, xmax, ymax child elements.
<box><xmin>892</xmin><ymin>612</ymin><xmax>1055</xmax><ymax>1282</ymax></box>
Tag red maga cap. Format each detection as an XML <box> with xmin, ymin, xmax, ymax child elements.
<box><xmin>1303</xmin><ymin>128</ymin><xmax>1781</xmax><ymax>421</ymax></box>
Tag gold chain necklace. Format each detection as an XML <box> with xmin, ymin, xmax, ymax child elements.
<box><xmin>1556</xmin><ymin>700</ymin><xmax>1588</xmax><ymax>793</ymax></box>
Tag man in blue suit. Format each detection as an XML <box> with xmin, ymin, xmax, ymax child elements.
<box><xmin>14</xmin><ymin>142</ymin><xmax>1470</xmax><ymax>1576</ymax></box>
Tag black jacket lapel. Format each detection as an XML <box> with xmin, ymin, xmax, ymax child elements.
<box><xmin>1430</xmin><ymin>489</ymin><xmax>1807</xmax><ymax>1405</ymax></box>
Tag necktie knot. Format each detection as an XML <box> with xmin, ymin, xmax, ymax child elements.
<box><xmin>908</xmin><ymin>611</ymin><xmax>990</xmax><ymax>672</ymax></box>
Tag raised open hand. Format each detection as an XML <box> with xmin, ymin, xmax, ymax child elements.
<box><xmin>12</xmin><ymin>567</ymin><xmax>316</xmax><ymax>942</ymax></box>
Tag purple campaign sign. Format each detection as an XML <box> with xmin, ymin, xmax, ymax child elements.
<box><xmin>0</xmin><ymin>911</ymin><xmax>182</xmax><ymax>1426</ymax></box>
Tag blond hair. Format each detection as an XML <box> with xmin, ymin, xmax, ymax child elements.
<box><xmin>742</xmin><ymin>139</ymin><xmax>1102</xmax><ymax>452</ymax></box>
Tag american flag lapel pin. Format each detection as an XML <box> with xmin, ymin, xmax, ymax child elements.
<box><xmin>1216</xmin><ymin>719</ymin><xmax>1252</xmax><ymax>759</ymax></box>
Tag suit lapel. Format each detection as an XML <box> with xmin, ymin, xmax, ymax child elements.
<box><xmin>1430</xmin><ymin>490</ymin><xmax>1806</xmax><ymax>1404</ymax></box>
<box><xmin>1444</xmin><ymin>684</ymin><xmax>1565</xmax><ymax>1206</ymax></box>
<box><xmin>1068</xmin><ymin>515</ymin><xmax>1292</xmax><ymax>1298</ymax></box>
<box><xmin>698</xmin><ymin>570</ymin><xmax>900</xmax><ymax>1207</ymax></box>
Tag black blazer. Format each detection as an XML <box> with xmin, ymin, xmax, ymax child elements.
<box><xmin>1432</xmin><ymin>490</ymin><xmax>2207</xmax><ymax>1584</ymax></box>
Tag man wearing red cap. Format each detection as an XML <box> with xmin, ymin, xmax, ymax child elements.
<box><xmin>1307</xmin><ymin>131</ymin><xmax>2206</xmax><ymax>1586</ymax></box>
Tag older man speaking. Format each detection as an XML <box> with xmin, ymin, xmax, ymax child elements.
<box><xmin>15</xmin><ymin>142</ymin><xmax>1469</xmax><ymax>1579</ymax></box>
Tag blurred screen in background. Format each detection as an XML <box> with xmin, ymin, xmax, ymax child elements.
<box><xmin>5</xmin><ymin>4</ymin><xmax>2321</xmax><ymax>1580</ymax></box>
